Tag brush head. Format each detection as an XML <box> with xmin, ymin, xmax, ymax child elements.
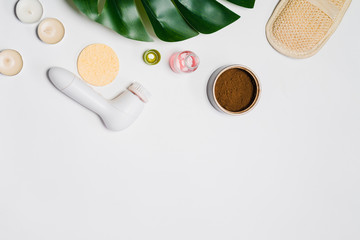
<box><xmin>128</xmin><ymin>82</ymin><xmax>151</xmax><ymax>103</ymax></box>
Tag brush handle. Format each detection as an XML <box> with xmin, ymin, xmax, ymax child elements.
<box><xmin>48</xmin><ymin>67</ymin><xmax>111</xmax><ymax>116</ymax></box>
<box><xmin>48</xmin><ymin>67</ymin><xmax>148</xmax><ymax>131</ymax></box>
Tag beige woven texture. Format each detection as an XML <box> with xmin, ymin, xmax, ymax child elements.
<box><xmin>266</xmin><ymin>0</ymin><xmax>351</xmax><ymax>58</ymax></box>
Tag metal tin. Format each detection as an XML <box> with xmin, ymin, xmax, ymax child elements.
<box><xmin>207</xmin><ymin>65</ymin><xmax>260</xmax><ymax>115</ymax></box>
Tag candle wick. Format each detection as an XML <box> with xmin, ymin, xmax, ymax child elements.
<box><xmin>44</xmin><ymin>27</ymin><xmax>53</xmax><ymax>34</ymax></box>
<box><xmin>28</xmin><ymin>10</ymin><xmax>33</xmax><ymax>15</ymax></box>
<box><xmin>4</xmin><ymin>58</ymin><xmax>12</xmax><ymax>67</ymax></box>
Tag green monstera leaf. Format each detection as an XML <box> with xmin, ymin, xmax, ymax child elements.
<box><xmin>71</xmin><ymin>0</ymin><xmax>256</xmax><ymax>42</ymax></box>
<box><xmin>171</xmin><ymin>0</ymin><xmax>240</xmax><ymax>34</ymax></box>
<box><xmin>140</xmin><ymin>0</ymin><xmax>199</xmax><ymax>42</ymax></box>
<box><xmin>227</xmin><ymin>0</ymin><xmax>256</xmax><ymax>9</ymax></box>
<box><xmin>73</xmin><ymin>0</ymin><xmax>152</xmax><ymax>42</ymax></box>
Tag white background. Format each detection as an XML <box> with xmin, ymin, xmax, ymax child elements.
<box><xmin>1</xmin><ymin>0</ymin><xmax>359</xmax><ymax>239</ymax></box>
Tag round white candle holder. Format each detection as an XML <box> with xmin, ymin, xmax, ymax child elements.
<box><xmin>37</xmin><ymin>18</ymin><xmax>65</xmax><ymax>44</ymax></box>
<box><xmin>16</xmin><ymin>0</ymin><xmax>43</xmax><ymax>24</ymax></box>
<box><xmin>0</xmin><ymin>49</ymin><xmax>23</xmax><ymax>76</ymax></box>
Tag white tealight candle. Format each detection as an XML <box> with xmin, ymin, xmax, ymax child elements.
<box><xmin>16</xmin><ymin>0</ymin><xmax>43</xmax><ymax>24</ymax></box>
<box><xmin>37</xmin><ymin>18</ymin><xmax>65</xmax><ymax>44</ymax></box>
<box><xmin>0</xmin><ymin>49</ymin><xmax>23</xmax><ymax>76</ymax></box>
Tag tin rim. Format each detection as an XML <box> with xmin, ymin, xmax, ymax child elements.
<box><xmin>211</xmin><ymin>65</ymin><xmax>261</xmax><ymax>115</ymax></box>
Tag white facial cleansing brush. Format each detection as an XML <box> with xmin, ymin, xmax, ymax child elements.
<box><xmin>48</xmin><ymin>67</ymin><xmax>150</xmax><ymax>131</ymax></box>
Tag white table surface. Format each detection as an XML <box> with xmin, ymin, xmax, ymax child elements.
<box><xmin>1</xmin><ymin>0</ymin><xmax>359</xmax><ymax>239</ymax></box>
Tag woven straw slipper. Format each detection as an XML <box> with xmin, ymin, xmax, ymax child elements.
<box><xmin>266</xmin><ymin>0</ymin><xmax>352</xmax><ymax>58</ymax></box>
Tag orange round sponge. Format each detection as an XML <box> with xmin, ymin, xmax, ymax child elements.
<box><xmin>77</xmin><ymin>44</ymin><xmax>119</xmax><ymax>86</ymax></box>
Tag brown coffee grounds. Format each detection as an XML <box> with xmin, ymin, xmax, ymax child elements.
<box><xmin>215</xmin><ymin>68</ymin><xmax>257</xmax><ymax>112</ymax></box>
